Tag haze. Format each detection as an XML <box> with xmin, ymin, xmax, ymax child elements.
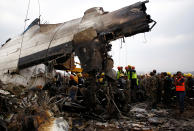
<box><xmin>0</xmin><ymin>0</ymin><xmax>193</xmax><ymax>73</ymax></box>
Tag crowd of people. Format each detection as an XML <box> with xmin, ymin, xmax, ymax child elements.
<box><xmin>52</xmin><ymin>66</ymin><xmax>194</xmax><ymax>114</ymax></box>
<box><xmin>116</xmin><ymin>65</ymin><xmax>194</xmax><ymax>113</ymax></box>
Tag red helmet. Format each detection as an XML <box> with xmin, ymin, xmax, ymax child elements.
<box><xmin>132</xmin><ymin>66</ymin><xmax>135</xmax><ymax>70</ymax></box>
<box><xmin>117</xmin><ymin>66</ymin><xmax>121</xmax><ymax>70</ymax></box>
<box><xmin>120</xmin><ymin>66</ymin><xmax>123</xmax><ymax>69</ymax></box>
<box><xmin>70</xmin><ymin>75</ymin><xmax>74</xmax><ymax>80</ymax></box>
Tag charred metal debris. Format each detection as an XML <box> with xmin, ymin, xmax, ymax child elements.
<box><xmin>0</xmin><ymin>1</ymin><xmax>162</xmax><ymax>131</ymax></box>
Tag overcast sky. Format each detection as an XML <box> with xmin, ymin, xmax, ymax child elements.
<box><xmin>0</xmin><ymin>0</ymin><xmax>193</xmax><ymax>73</ymax></box>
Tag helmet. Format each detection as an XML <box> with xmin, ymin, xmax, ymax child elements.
<box><xmin>99</xmin><ymin>78</ymin><xmax>103</xmax><ymax>83</ymax></box>
<box><xmin>101</xmin><ymin>72</ymin><xmax>105</xmax><ymax>76</ymax></box>
<box><xmin>120</xmin><ymin>73</ymin><xmax>124</xmax><ymax>77</ymax></box>
<box><xmin>153</xmin><ymin>69</ymin><xmax>157</xmax><ymax>74</ymax></box>
<box><xmin>187</xmin><ymin>73</ymin><xmax>192</xmax><ymax>77</ymax></box>
<box><xmin>167</xmin><ymin>72</ymin><xmax>171</xmax><ymax>75</ymax></box>
<box><xmin>77</xmin><ymin>73</ymin><xmax>82</xmax><ymax>77</ymax></box>
<box><xmin>117</xmin><ymin>66</ymin><xmax>121</xmax><ymax>70</ymax></box>
<box><xmin>132</xmin><ymin>66</ymin><xmax>135</xmax><ymax>70</ymax></box>
<box><xmin>70</xmin><ymin>75</ymin><xmax>74</xmax><ymax>80</ymax></box>
<box><xmin>177</xmin><ymin>71</ymin><xmax>182</xmax><ymax>76</ymax></box>
<box><xmin>120</xmin><ymin>66</ymin><xmax>123</xmax><ymax>69</ymax></box>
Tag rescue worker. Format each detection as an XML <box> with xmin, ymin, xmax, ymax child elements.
<box><xmin>77</xmin><ymin>73</ymin><xmax>84</xmax><ymax>86</ymax></box>
<box><xmin>131</xmin><ymin>66</ymin><xmax>138</xmax><ymax>102</ymax></box>
<box><xmin>98</xmin><ymin>72</ymin><xmax>108</xmax><ymax>87</ymax></box>
<box><xmin>136</xmin><ymin>75</ymin><xmax>146</xmax><ymax>102</ymax></box>
<box><xmin>148</xmin><ymin>72</ymin><xmax>158</xmax><ymax>109</ymax></box>
<box><xmin>175</xmin><ymin>71</ymin><xmax>185</xmax><ymax>113</ymax></box>
<box><xmin>118</xmin><ymin>73</ymin><xmax>126</xmax><ymax>89</ymax></box>
<box><xmin>116</xmin><ymin>66</ymin><xmax>124</xmax><ymax>79</ymax></box>
<box><xmin>55</xmin><ymin>72</ymin><xmax>62</xmax><ymax>87</ymax></box>
<box><xmin>128</xmin><ymin>65</ymin><xmax>132</xmax><ymax>79</ymax></box>
<box><xmin>115</xmin><ymin>73</ymin><xmax>128</xmax><ymax>112</ymax></box>
<box><xmin>69</xmin><ymin>74</ymin><xmax>79</xmax><ymax>101</ymax></box>
<box><xmin>153</xmin><ymin>69</ymin><xmax>157</xmax><ymax>75</ymax></box>
<box><xmin>124</xmin><ymin>66</ymin><xmax>130</xmax><ymax>80</ymax></box>
<box><xmin>76</xmin><ymin>73</ymin><xmax>86</xmax><ymax>97</ymax></box>
<box><xmin>69</xmin><ymin>74</ymin><xmax>78</xmax><ymax>86</ymax></box>
<box><xmin>125</xmin><ymin>74</ymin><xmax>131</xmax><ymax>104</ymax></box>
<box><xmin>153</xmin><ymin>70</ymin><xmax>161</xmax><ymax>104</ymax></box>
<box><xmin>186</xmin><ymin>73</ymin><xmax>194</xmax><ymax>98</ymax></box>
<box><xmin>163</xmin><ymin>72</ymin><xmax>173</xmax><ymax>107</ymax></box>
<box><xmin>123</xmin><ymin>66</ymin><xmax>132</xmax><ymax>107</ymax></box>
<box><xmin>171</xmin><ymin>74</ymin><xmax>177</xmax><ymax>103</ymax></box>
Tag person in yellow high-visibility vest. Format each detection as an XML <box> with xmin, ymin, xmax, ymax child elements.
<box><xmin>125</xmin><ymin>66</ymin><xmax>130</xmax><ymax>80</ymax></box>
<box><xmin>116</xmin><ymin>66</ymin><xmax>124</xmax><ymax>79</ymax></box>
<box><xmin>131</xmin><ymin>66</ymin><xmax>138</xmax><ymax>102</ymax></box>
<box><xmin>132</xmin><ymin>68</ymin><xmax>138</xmax><ymax>86</ymax></box>
<box><xmin>98</xmin><ymin>72</ymin><xmax>108</xmax><ymax>87</ymax></box>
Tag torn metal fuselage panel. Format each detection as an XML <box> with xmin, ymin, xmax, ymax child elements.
<box><xmin>0</xmin><ymin>1</ymin><xmax>155</xmax><ymax>76</ymax></box>
<box><xmin>73</xmin><ymin>1</ymin><xmax>155</xmax><ymax>74</ymax></box>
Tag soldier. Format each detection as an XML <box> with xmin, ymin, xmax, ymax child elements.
<box><xmin>152</xmin><ymin>69</ymin><xmax>161</xmax><ymax>104</ymax></box>
<box><xmin>125</xmin><ymin>76</ymin><xmax>131</xmax><ymax>103</ymax></box>
<box><xmin>185</xmin><ymin>73</ymin><xmax>194</xmax><ymax>98</ymax></box>
<box><xmin>147</xmin><ymin>72</ymin><xmax>158</xmax><ymax>109</ymax></box>
<box><xmin>137</xmin><ymin>75</ymin><xmax>146</xmax><ymax>102</ymax></box>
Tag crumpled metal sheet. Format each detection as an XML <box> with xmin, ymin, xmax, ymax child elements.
<box><xmin>0</xmin><ymin>1</ymin><xmax>155</xmax><ymax>76</ymax></box>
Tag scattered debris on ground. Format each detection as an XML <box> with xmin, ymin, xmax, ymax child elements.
<box><xmin>0</xmin><ymin>82</ymin><xmax>194</xmax><ymax>131</ymax></box>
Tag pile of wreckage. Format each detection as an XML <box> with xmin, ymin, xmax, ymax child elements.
<box><xmin>1</xmin><ymin>76</ymin><xmax>194</xmax><ymax>131</ymax></box>
<box><xmin>1</xmin><ymin>1</ymin><xmax>194</xmax><ymax>130</ymax></box>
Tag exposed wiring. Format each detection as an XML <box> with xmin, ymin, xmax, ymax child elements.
<box><xmin>43</xmin><ymin>22</ymin><xmax>66</xmax><ymax>82</ymax></box>
<box><xmin>119</xmin><ymin>44</ymin><xmax>121</xmax><ymax>65</ymax></box>
<box><xmin>143</xmin><ymin>33</ymin><xmax>147</xmax><ymax>44</ymax></box>
<box><xmin>120</xmin><ymin>38</ymin><xmax>123</xmax><ymax>49</ymax></box>
<box><xmin>125</xmin><ymin>42</ymin><xmax>127</xmax><ymax>66</ymax></box>
<box><xmin>37</xmin><ymin>0</ymin><xmax>41</xmax><ymax>24</ymax></box>
<box><xmin>18</xmin><ymin>0</ymin><xmax>31</xmax><ymax>66</ymax></box>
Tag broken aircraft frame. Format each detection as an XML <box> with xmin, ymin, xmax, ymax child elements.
<box><xmin>0</xmin><ymin>1</ymin><xmax>156</xmax><ymax>84</ymax></box>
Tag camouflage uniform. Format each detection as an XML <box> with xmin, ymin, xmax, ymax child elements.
<box><xmin>125</xmin><ymin>79</ymin><xmax>131</xmax><ymax>103</ymax></box>
<box><xmin>137</xmin><ymin>76</ymin><xmax>146</xmax><ymax>101</ymax></box>
<box><xmin>147</xmin><ymin>75</ymin><xmax>158</xmax><ymax>108</ymax></box>
<box><xmin>159</xmin><ymin>74</ymin><xmax>165</xmax><ymax>104</ymax></box>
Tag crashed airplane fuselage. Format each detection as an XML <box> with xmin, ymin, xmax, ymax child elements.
<box><xmin>0</xmin><ymin>1</ymin><xmax>155</xmax><ymax>83</ymax></box>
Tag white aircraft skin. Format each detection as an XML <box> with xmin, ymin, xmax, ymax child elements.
<box><xmin>0</xmin><ymin>1</ymin><xmax>154</xmax><ymax>79</ymax></box>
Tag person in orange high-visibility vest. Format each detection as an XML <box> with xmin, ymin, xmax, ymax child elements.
<box><xmin>175</xmin><ymin>71</ymin><xmax>185</xmax><ymax>113</ymax></box>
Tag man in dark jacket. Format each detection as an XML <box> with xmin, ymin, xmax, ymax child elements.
<box><xmin>163</xmin><ymin>72</ymin><xmax>173</xmax><ymax>107</ymax></box>
<box><xmin>186</xmin><ymin>73</ymin><xmax>194</xmax><ymax>98</ymax></box>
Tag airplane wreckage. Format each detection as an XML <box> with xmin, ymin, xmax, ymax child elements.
<box><xmin>0</xmin><ymin>0</ymin><xmax>155</xmax><ymax>87</ymax></box>
<box><xmin>0</xmin><ymin>1</ymin><xmax>160</xmax><ymax>130</ymax></box>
